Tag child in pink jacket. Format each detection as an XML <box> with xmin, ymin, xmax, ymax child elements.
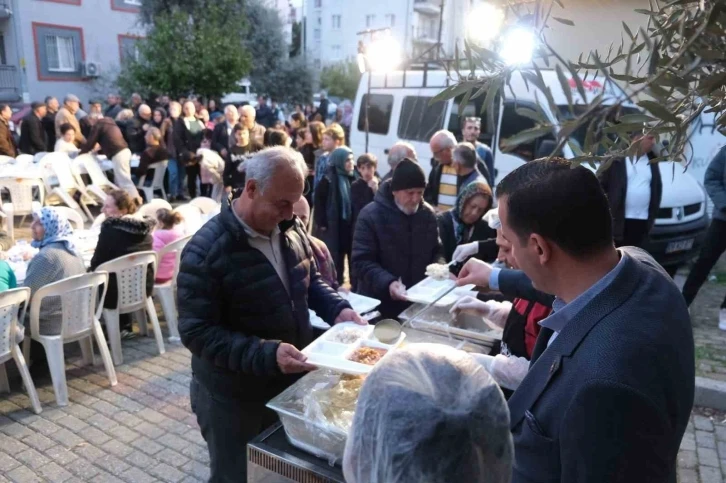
<box><xmin>152</xmin><ymin>208</ymin><xmax>184</xmax><ymax>283</ymax></box>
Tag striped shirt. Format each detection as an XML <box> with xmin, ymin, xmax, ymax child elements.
<box><xmin>437</xmin><ymin>165</ymin><xmax>458</xmax><ymax>211</ymax></box>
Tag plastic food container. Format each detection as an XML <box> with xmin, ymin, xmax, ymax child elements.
<box><xmin>302</xmin><ymin>322</ymin><xmax>406</xmax><ymax>375</ymax></box>
<box><xmin>267</xmin><ymin>370</ymin><xmax>359</xmax><ymax>465</ymax></box>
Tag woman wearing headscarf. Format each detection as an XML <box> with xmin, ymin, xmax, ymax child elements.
<box><xmin>314</xmin><ymin>146</ymin><xmax>356</xmax><ymax>286</ymax></box>
<box><xmin>24</xmin><ymin>208</ymin><xmax>86</xmax><ymax>335</ymax></box>
<box><xmin>437</xmin><ymin>181</ymin><xmax>497</xmax><ymax>262</ymax></box>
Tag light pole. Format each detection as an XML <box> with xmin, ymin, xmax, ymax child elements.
<box><xmin>356</xmin><ymin>29</ymin><xmax>402</xmax><ymax>153</ymax></box>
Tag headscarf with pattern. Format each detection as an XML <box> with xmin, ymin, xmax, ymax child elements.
<box><xmin>330</xmin><ymin>146</ymin><xmax>356</xmax><ymax>222</ymax></box>
<box><xmin>31</xmin><ymin>207</ymin><xmax>78</xmax><ymax>256</ymax></box>
<box><xmin>452</xmin><ymin>181</ymin><xmax>493</xmax><ymax>244</ymax></box>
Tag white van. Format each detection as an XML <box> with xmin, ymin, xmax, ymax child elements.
<box><xmin>221</xmin><ymin>78</ymin><xmax>257</xmax><ymax>106</ymax></box>
<box><xmin>350</xmin><ymin>67</ymin><xmax>707</xmax><ymax>271</ymax></box>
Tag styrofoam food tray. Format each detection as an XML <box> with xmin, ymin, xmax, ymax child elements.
<box><xmin>405</xmin><ymin>276</ymin><xmax>476</xmax><ymax>306</ymax></box>
<box><xmin>338</xmin><ymin>291</ymin><xmax>381</xmax><ymax>315</ymax></box>
<box><xmin>308</xmin><ymin>309</ymin><xmax>330</xmax><ymax>330</ymax></box>
<box><xmin>302</xmin><ymin>322</ymin><xmax>406</xmax><ymax>375</ymax></box>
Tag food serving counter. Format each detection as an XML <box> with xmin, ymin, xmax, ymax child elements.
<box><xmin>252</xmin><ymin>322</ymin><xmax>501</xmax><ymax>482</ymax></box>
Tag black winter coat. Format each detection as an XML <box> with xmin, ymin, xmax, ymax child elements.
<box><xmin>174</xmin><ymin>118</ymin><xmax>205</xmax><ymax>164</ymax></box>
<box><xmin>211</xmin><ymin>122</ymin><xmax>232</xmax><ymax>155</ymax></box>
<box><xmin>19</xmin><ymin>113</ymin><xmax>48</xmax><ymax>155</ymax></box>
<box><xmin>351</xmin><ymin>177</ymin><xmax>377</xmax><ymax>226</ymax></box>
<box><xmin>313</xmin><ymin>167</ymin><xmax>354</xmax><ymax>267</ymax></box>
<box><xmin>437</xmin><ymin>211</ymin><xmax>497</xmax><ymax>262</ymax></box>
<box><xmin>90</xmin><ymin>216</ymin><xmax>155</xmax><ymax>309</ymax></box>
<box><xmin>126</xmin><ymin>116</ymin><xmax>149</xmax><ymax>154</ymax></box>
<box><xmin>177</xmin><ymin>196</ymin><xmax>351</xmax><ymax>402</ymax></box>
<box><xmin>352</xmin><ymin>180</ymin><xmax>443</xmax><ymax>318</ymax></box>
<box><xmin>598</xmin><ymin>152</ymin><xmax>662</xmax><ymax>242</ymax></box>
<box><xmin>42</xmin><ymin>111</ymin><xmax>57</xmax><ymax>152</ymax></box>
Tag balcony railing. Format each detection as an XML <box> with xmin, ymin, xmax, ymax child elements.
<box><xmin>0</xmin><ymin>65</ymin><xmax>20</xmax><ymax>101</ymax></box>
<box><xmin>413</xmin><ymin>0</ymin><xmax>441</xmax><ymax>16</ymax></box>
<box><xmin>413</xmin><ymin>27</ymin><xmax>438</xmax><ymax>43</ymax></box>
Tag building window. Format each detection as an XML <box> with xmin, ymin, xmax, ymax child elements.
<box><xmin>314</xmin><ymin>29</ymin><xmax>321</xmax><ymax>41</ymax></box>
<box><xmin>111</xmin><ymin>0</ymin><xmax>141</xmax><ymax>13</ymax></box>
<box><xmin>317</xmin><ymin>16</ymin><xmax>322</xmax><ymax>26</ymax></box>
<box><xmin>32</xmin><ymin>23</ymin><xmax>84</xmax><ymax>81</ymax></box>
<box><xmin>357</xmin><ymin>94</ymin><xmax>394</xmax><ymax>135</ymax></box>
<box><xmin>398</xmin><ymin>96</ymin><xmax>446</xmax><ymax>142</ymax></box>
<box><xmin>332</xmin><ymin>15</ymin><xmax>341</xmax><ymax>29</ymax></box>
<box><xmin>314</xmin><ymin>0</ymin><xmax>321</xmax><ymax>7</ymax></box>
<box><xmin>365</xmin><ymin>15</ymin><xmax>376</xmax><ymax>28</ymax></box>
<box><xmin>118</xmin><ymin>35</ymin><xmax>142</xmax><ymax>63</ymax></box>
<box><xmin>385</xmin><ymin>14</ymin><xmax>395</xmax><ymax>27</ymax></box>
<box><xmin>331</xmin><ymin>45</ymin><xmax>341</xmax><ymax>60</ymax></box>
<box><xmin>0</xmin><ymin>35</ymin><xmax>6</xmax><ymax>65</ymax></box>
<box><xmin>314</xmin><ymin>58</ymin><xmax>321</xmax><ymax>69</ymax></box>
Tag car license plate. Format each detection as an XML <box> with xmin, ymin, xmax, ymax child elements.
<box><xmin>666</xmin><ymin>238</ymin><xmax>694</xmax><ymax>254</ymax></box>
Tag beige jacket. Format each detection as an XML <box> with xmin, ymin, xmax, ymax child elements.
<box><xmin>54</xmin><ymin>107</ymin><xmax>85</xmax><ymax>147</ymax></box>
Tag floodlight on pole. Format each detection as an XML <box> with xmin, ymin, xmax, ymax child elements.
<box><xmin>466</xmin><ymin>3</ymin><xmax>505</xmax><ymax>46</ymax></box>
<box><xmin>499</xmin><ymin>27</ymin><xmax>536</xmax><ymax>66</ymax></box>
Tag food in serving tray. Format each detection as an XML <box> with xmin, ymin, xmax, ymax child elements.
<box><xmin>349</xmin><ymin>346</ymin><xmax>387</xmax><ymax>365</ymax></box>
<box><xmin>425</xmin><ymin>263</ymin><xmax>450</xmax><ymax>281</ymax></box>
<box><xmin>327</xmin><ymin>327</ymin><xmax>366</xmax><ymax>344</ymax></box>
<box><xmin>304</xmin><ymin>374</ymin><xmax>364</xmax><ymax>432</ymax></box>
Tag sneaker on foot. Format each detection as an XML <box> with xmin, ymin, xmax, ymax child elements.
<box><xmin>719</xmin><ymin>309</ymin><xmax>726</xmax><ymax>331</ymax></box>
<box><xmin>121</xmin><ymin>329</ymin><xmax>137</xmax><ymax>340</ymax></box>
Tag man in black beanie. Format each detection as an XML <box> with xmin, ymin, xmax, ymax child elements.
<box><xmin>352</xmin><ymin>158</ymin><xmax>444</xmax><ymax>318</ymax></box>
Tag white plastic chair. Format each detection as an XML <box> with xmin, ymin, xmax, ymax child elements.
<box><xmin>79</xmin><ymin>154</ymin><xmax>118</xmax><ymax>202</ymax></box>
<box><xmin>174</xmin><ymin>204</ymin><xmax>203</xmax><ymax>235</ymax></box>
<box><xmin>189</xmin><ymin>196</ymin><xmax>219</xmax><ymax>214</ymax></box>
<box><xmin>22</xmin><ymin>272</ymin><xmax>116</xmax><ymax>407</ymax></box>
<box><xmin>50</xmin><ymin>206</ymin><xmax>85</xmax><ymax>230</ymax></box>
<box><xmin>153</xmin><ymin>235</ymin><xmax>192</xmax><ymax>342</ymax></box>
<box><xmin>137</xmin><ymin>199</ymin><xmax>173</xmax><ymax>220</ymax></box>
<box><xmin>0</xmin><ymin>155</ymin><xmax>14</xmax><ymax>165</ymax></box>
<box><xmin>96</xmin><ymin>252</ymin><xmax>165</xmax><ymax>365</ymax></box>
<box><xmin>137</xmin><ymin>160</ymin><xmax>168</xmax><ymax>202</ymax></box>
<box><xmin>45</xmin><ymin>152</ymin><xmax>95</xmax><ymax>222</ymax></box>
<box><xmin>0</xmin><ymin>288</ymin><xmax>41</xmax><ymax>414</ymax></box>
<box><xmin>15</xmin><ymin>154</ymin><xmax>34</xmax><ymax>165</ymax></box>
<box><xmin>0</xmin><ymin>178</ymin><xmax>44</xmax><ymax>241</ymax></box>
<box><xmin>32</xmin><ymin>152</ymin><xmax>48</xmax><ymax>164</ymax></box>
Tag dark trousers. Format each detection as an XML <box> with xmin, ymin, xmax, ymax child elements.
<box><xmin>186</xmin><ymin>164</ymin><xmax>201</xmax><ymax>198</ymax></box>
<box><xmin>617</xmin><ymin>219</ymin><xmax>650</xmax><ymax>248</ymax></box>
<box><xmin>190</xmin><ymin>376</ymin><xmax>278</xmax><ymax>482</ymax></box>
<box><xmin>335</xmin><ymin>219</ymin><xmax>353</xmax><ymax>286</ymax></box>
<box><xmin>682</xmin><ymin>218</ymin><xmax>726</xmax><ymax>307</ymax></box>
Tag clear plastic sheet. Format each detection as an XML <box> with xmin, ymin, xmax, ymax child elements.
<box><xmin>267</xmin><ymin>370</ymin><xmax>364</xmax><ymax>466</ymax></box>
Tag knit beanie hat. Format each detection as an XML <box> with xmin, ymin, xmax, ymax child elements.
<box><xmin>391</xmin><ymin>158</ymin><xmax>426</xmax><ymax>191</ymax></box>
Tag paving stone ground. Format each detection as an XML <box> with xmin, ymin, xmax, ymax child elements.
<box><xmin>1</xmin><ymin>221</ymin><xmax>726</xmax><ymax>482</ymax></box>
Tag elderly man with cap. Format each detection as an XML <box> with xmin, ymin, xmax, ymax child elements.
<box><xmin>54</xmin><ymin>94</ymin><xmax>85</xmax><ymax>147</ymax></box>
<box><xmin>352</xmin><ymin>158</ymin><xmax>443</xmax><ymax>318</ymax></box>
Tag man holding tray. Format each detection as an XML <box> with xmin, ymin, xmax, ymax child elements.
<box><xmin>178</xmin><ymin>146</ymin><xmax>364</xmax><ymax>482</ymax></box>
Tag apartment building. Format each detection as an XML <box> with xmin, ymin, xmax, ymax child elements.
<box><xmin>305</xmin><ymin>0</ymin><xmax>649</xmax><ymax>69</ymax></box>
<box><xmin>0</xmin><ymin>0</ymin><xmax>144</xmax><ymax>104</ymax></box>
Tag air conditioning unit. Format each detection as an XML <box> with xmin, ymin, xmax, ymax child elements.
<box><xmin>82</xmin><ymin>61</ymin><xmax>101</xmax><ymax>78</ymax></box>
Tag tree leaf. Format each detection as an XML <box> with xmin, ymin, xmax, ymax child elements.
<box><xmin>555</xmin><ymin>64</ymin><xmax>574</xmax><ymax>111</ymax></box>
<box><xmin>516</xmin><ymin>107</ymin><xmax>545</xmax><ymax>123</ymax></box>
<box><xmin>501</xmin><ymin>126</ymin><xmax>553</xmax><ymax>150</ymax></box>
<box><xmin>638</xmin><ymin>100</ymin><xmax>680</xmax><ymax>124</ymax></box>
<box><xmin>553</xmin><ymin>17</ymin><xmax>575</xmax><ymax>26</ymax></box>
<box><xmin>619</xmin><ymin>114</ymin><xmax>659</xmax><ymax>124</ymax></box>
<box><xmin>622</xmin><ymin>21</ymin><xmax>635</xmax><ymax>40</ymax></box>
<box><xmin>481</xmin><ymin>78</ymin><xmax>501</xmax><ymax>118</ymax></box>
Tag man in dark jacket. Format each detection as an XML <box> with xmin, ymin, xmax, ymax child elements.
<box><xmin>682</xmin><ymin>145</ymin><xmax>726</xmax><ymax>328</ymax></box>
<box><xmin>80</xmin><ymin>117</ymin><xmax>139</xmax><ymax>200</ymax></box>
<box><xmin>352</xmin><ymin>158</ymin><xmax>443</xmax><ymax>318</ymax></box>
<box><xmin>255</xmin><ymin>95</ymin><xmax>275</xmax><ymax>129</ymax></box>
<box><xmin>211</xmin><ymin>104</ymin><xmax>238</xmax><ymax>158</ymax></box>
<box><xmin>19</xmin><ymin>102</ymin><xmax>48</xmax><ymax>155</ymax></box>
<box><xmin>104</xmin><ymin>93</ymin><xmax>122</xmax><ymax>120</ymax></box>
<box><xmin>42</xmin><ymin>96</ymin><xmax>59</xmax><ymax>152</ymax></box>
<box><xmin>178</xmin><ymin>146</ymin><xmax>363</xmax><ymax>481</ymax></box>
<box><xmin>126</xmin><ymin>104</ymin><xmax>152</xmax><ymax>154</ymax></box>
<box><xmin>458</xmin><ymin>158</ymin><xmax>694</xmax><ymax>483</ymax></box>
<box><xmin>598</xmin><ymin>132</ymin><xmax>662</xmax><ymax>248</ymax></box>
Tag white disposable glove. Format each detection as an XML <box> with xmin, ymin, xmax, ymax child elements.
<box><xmin>452</xmin><ymin>242</ymin><xmax>479</xmax><ymax>262</ymax></box>
<box><xmin>472</xmin><ymin>353</ymin><xmax>529</xmax><ymax>391</ymax></box>
<box><xmin>450</xmin><ymin>296</ymin><xmax>512</xmax><ymax>329</ymax></box>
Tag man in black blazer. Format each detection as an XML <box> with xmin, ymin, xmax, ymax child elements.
<box><xmin>19</xmin><ymin>102</ymin><xmax>48</xmax><ymax>155</ymax></box>
<box><xmin>211</xmin><ymin>104</ymin><xmax>239</xmax><ymax>158</ymax></box>
<box><xmin>458</xmin><ymin>158</ymin><xmax>694</xmax><ymax>482</ymax></box>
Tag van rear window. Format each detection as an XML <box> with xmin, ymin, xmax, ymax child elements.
<box><xmin>357</xmin><ymin>94</ymin><xmax>394</xmax><ymax>135</ymax></box>
<box><xmin>398</xmin><ymin>96</ymin><xmax>446</xmax><ymax>142</ymax></box>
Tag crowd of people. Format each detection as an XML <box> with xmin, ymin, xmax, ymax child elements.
<box><xmin>0</xmin><ymin>87</ymin><xmax>710</xmax><ymax>483</ymax></box>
